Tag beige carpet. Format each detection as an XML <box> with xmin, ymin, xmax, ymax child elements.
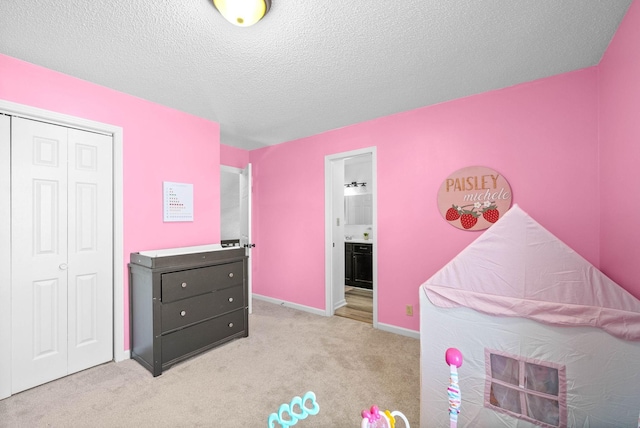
<box><xmin>0</xmin><ymin>299</ymin><xmax>419</xmax><ymax>427</ymax></box>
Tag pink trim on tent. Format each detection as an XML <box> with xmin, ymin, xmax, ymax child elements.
<box><xmin>424</xmin><ymin>205</ymin><xmax>640</xmax><ymax>341</ymax></box>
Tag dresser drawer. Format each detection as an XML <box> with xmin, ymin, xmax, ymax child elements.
<box><xmin>161</xmin><ymin>309</ymin><xmax>246</xmax><ymax>365</ymax></box>
<box><xmin>161</xmin><ymin>285</ymin><xmax>244</xmax><ymax>333</ymax></box>
<box><xmin>161</xmin><ymin>262</ymin><xmax>243</xmax><ymax>302</ymax></box>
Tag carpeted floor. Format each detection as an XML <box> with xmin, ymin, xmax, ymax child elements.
<box><xmin>0</xmin><ymin>299</ymin><xmax>419</xmax><ymax>427</ymax></box>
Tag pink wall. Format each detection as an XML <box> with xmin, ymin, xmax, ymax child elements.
<box><xmin>598</xmin><ymin>0</ymin><xmax>640</xmax><ymax>299</ymax></box>
<box><xmin>1</xmin><ymin>54</ymin><xmax>222</xmax><ymax>349</ymax></box>
<box><xmin>250</xmin><ymin>69</ymin><xmax>601</xmax><ymax>331</ymax></box>
<box><xmin>5</xmin><ymin>0</ymin><xmax>637</xmax><ymax>343</ymax></box>
<box><xmin>220</xmin><ymin>143</ymin><xmax>250</xmax><ymax>168</ymax></box>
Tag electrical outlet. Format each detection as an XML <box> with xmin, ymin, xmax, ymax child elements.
<box><xmin>406</xmin><ymin>305</ymin><xmax>413</xmax><ymax>316</ymax></box>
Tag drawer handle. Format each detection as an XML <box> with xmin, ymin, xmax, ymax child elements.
<box><xmin>228</xmin><ymin>297</ymin><xmax>234</xmax><ymax>303</ymax></box>
<box><xmin>228</xmin><ymin>272</ymin><xmax>234</xmax><ymax>278</ymax></box>
<box><xmin>180</xmin><ymin>310</ymin><xmax>186</xmax><ymax>317</ymax></box>
<box><xmin>181</xmin><ymin>282</ymin><xmax>187</xmax><ymax>288</ymax></box>
<box><xmin>228</xmin><ymin>322</ymin><xmax>234</xmax><ymax>328</ymax></box>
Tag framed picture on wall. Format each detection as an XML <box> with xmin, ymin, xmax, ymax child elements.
<box><xmin>163</xmin><ymin>181</ymin><xmax>194</xmax><ymax>222</ymax></box>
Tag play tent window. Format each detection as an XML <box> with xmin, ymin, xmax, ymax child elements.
<box><xmin>485</xmin><ymin>350</ymin><xmax>566</xmax><ymax>428</ymax></box>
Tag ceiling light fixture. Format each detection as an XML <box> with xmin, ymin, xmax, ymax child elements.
<box><xmin>212</xmin><ymin>0</ymin><xmax>271</xmax><ymax>27</ymax></box>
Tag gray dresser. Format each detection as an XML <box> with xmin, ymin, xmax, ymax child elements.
<box><xmin>129</xmin><ymin>245</ymin><xmax>248</xmax><ymax>376</ymax></box>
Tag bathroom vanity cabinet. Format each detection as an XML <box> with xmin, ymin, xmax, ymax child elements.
<box><xmin>345</xmin><ymin>242</ymin><xmax>372</xmax><ymax>289</ymax></box>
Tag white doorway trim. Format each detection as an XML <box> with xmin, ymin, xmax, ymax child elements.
<box><xmin>0</xmin><ymin>100</ymin><xmax>126</xmax><ymax>400</ymax></box>
<box><xmin>324</xmin><ymin>147</ymin><xmax>377</xmax><ymax>327</ymax></box>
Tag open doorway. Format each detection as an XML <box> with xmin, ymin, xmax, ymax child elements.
<box><xmin>220</xmin><ymin>164</ymin><xmax>253</xmax><ymax>313</ymax></box>
<box><xmin>220</xmin><ymin>165</ymin><xmax>242</xmax><ymax>248</ymax></box>
<box><xmin>324</xmin><ymin>148</ymin><xmax>377</xmax><ymax>326</ymax></box>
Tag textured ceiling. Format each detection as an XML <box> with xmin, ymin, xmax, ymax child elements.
<box><xmin>0</xmin><ymin>0</ymin><xmax>633</xmax><ymax>150</ymax></box>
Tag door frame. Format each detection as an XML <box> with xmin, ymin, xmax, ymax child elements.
<box><xmin>0</xmin><ymin>100</ymin><xmax>125</xmax><ymax>400</ymax></box>
<box><xmin>324</xmin><ymin>147</ymin><xmax>377</xmax><ymax>327</ymax></box>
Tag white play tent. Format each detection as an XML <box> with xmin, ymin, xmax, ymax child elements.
<box><xmin>420</xmin><ymin>205</ymin><xmax>640</xmax><ymax>427</ymax></box>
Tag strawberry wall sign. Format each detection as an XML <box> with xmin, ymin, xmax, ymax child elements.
<box><xmin>437</xmin><ymin>166</ymin><xmax>512</xmax><ymax>230</ymax></box>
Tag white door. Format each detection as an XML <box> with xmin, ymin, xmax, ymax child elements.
<box><xmin>240</xmin><ymin>163</ymin><xmax>253</xmax><ymax>313</ymax></box>
<box><xmin>10</xmin><ymin>117</ymin><xmax>113</xmax><ymax>394</ymax></box>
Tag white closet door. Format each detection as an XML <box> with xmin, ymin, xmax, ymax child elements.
<box><xmin>11</xmin><ymin>118</ymin><xmax>70</xmax><ymax>393</ymax></box>
<box><xmin>10</xmin><ymin>117</ymin><xmax>113</xmax><ymax>394</ymax></box>
<box><xmin>66</xmin><ymin>127</ymin><xmax>113</xmax><ymax>374</ymax></box>
<box><xmin>0</xmin><ymin>114</ymin><xmax>12</xmax><ymax>400</ymax></box>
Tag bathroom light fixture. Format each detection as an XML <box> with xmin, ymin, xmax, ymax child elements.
<box><xmin>344</xmin><ymin>181</ymin><xmax>367</xmax><ymax>188</ymax></box>
<box><xmin>212</xmin><ymin>0</ymin><xmax>271</xmax><ymax>27</ymax></box>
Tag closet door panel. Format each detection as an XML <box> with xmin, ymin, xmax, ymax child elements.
<box><xmin>0</xmin><ymin>114</ymin><xmax>11</xmax><ymax>400</ymax></box>
<box><xmin>11</xmin><ymin>117</ymin><xmax>69</xmax><ymax>394</ymax></box>
<box><xmin>67</xmin><ymin>128</ymin><xmax>113</xmax><ymax>374</ymax></box>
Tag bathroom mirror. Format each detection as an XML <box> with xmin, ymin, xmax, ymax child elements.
<box><xmin>345</xmin><ymin>193</ymin><xmax>372</xmax><ymax>225</ymax></box>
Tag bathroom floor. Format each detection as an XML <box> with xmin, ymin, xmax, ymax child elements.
<box><xmin>335</xmin><ymin>286</ymin><xmax>373</xmax><ymax>324</ymax></box>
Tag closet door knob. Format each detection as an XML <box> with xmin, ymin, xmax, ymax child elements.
<box><xmin>228</xmin><ymin>272</ymin><xmax>234</xmax><ymax>278</ymax></box>
<box><xmin>180</xmin><ymin>310</ymin><xmax>186</xmax><ymax>317</ymax></box>
<box><xmin>228</xmin><ymin>322</ymin><xmax>234</xmax><ymax>328</ymax></box>
<box><xmin>59</xmin><ymin>263</ymin><xmax>68</xmax><ymax>270</ymax></box>
<box><xmin>181</xmin><ymin>282</ymin><xmax>187</xmax><ymax>288</ymax></box>
<box><xmin>228</xmin><ymin>297</ymin><xmax>234</xmax><ymax>303</ymax></box>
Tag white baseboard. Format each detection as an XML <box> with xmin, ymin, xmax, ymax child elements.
<box><xmin>377</xmin><ymin>322</ymin><xmax>420</xmax><ymax>340</ymax></box>
<box><xmin>116</xmin><ymin>350</ymin><xmax>131</xmax><ymax>362</ymax></box>
<box><xmin>252</xmin><ymin>294</ymin><xmax>420</xmax><ymax>339</ymax></box>
<box><xmin>252</xmin><ymin>294</ymin><xmax>326</xmax><ymax>317</ymax></box>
